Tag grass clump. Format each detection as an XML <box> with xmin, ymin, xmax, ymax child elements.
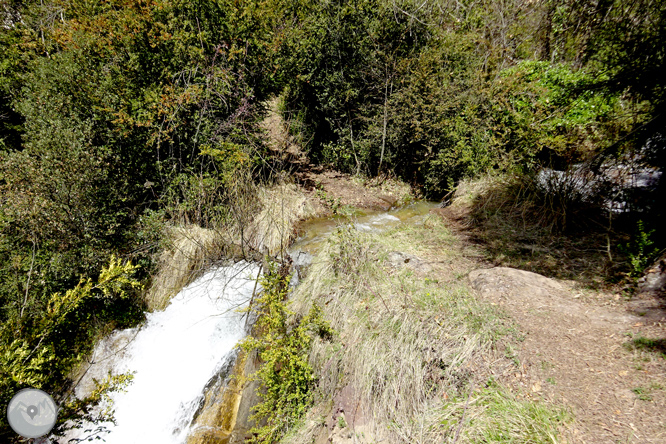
<box><xmin>283</xmin><ymin>221</ymin><xmax>571</xmax><ymax>444</ymax></box>
<box><xmin>459</xmin><ymin>381</ymin><xmax>573</xmax><ymax>443</ymax></box>
<box><xmin>624</xmin><ymin>334</ymin><xmax>666</xmax><ymax>359</ymax></box>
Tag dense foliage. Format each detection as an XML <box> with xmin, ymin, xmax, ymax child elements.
<box><xmin>0</xmin><ymin>0</ymin><xmax>664</xmax><ymax>440</ymax></box>
<box><xmin>239</xmin><ymin>262</ymin><xmax>332</xmax><ymax>443</ymax></box>
<box><xmin>0</xmin><ymin>257</ymin><xmax>142</xmax><ymax>440</ymax></box>
<box><xmin>279</xmin><ymin>0</ymin><xmax>664</xmax><ymax>198</ymax></box>
<box><xmin>0</xmin><ymin>0</ymin><xmax>279</xmax><ymax>439</ymax></box>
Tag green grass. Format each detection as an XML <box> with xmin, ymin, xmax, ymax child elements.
<box><xmin>282</xmin><ymin>220</ymin><xmax>572</xmax><ymax>444</ymax></box>
<box><xmin>623</xmin><ymin>334</ymin><xmax>666</xmax><ymax>359</ymax></box>
<box><xmin>465</xmin><ymin>382</ymin><xmax>573</xmax><ymax>443</ymax></box>
<box><xmin>632</xmin><ymin>387</ymin><xmax>653</xmax><ymax>401</ymax></box>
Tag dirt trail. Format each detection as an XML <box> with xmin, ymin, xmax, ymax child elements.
<box><xmin>261</xmin><ymin>98</ymin><xmax>412</xmax><ymax>213</ymax></box>
<box><xmin>468</xmin><ymin>266</ymin><xmax>666</xmax><ymax>443</ymax></box>
<box><xmin>263</xmin><ymin>98</ymin><xmax>666</xmax><ymax>443</ymax></box>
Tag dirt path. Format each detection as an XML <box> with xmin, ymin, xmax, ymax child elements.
<box><xmin>261</xmin><ymin>98</ymin><xmax>413</xmax><ymax>213</ymax></box>
<box><xmin>264</xmin><ymin>99</ymin><xmax>666</xmax><ymax>442</ymax></box>
<box><xmin>467</xmin><ymin>267</ymin><xmax>666</xmax><ymax>443</ymax></box>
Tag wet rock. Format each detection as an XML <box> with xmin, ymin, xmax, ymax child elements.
<box><xmin>187</xmin><ymin>428</ymin><xmax>231</xmax><ymax>444</ymax></box>
<box><xmin>291</xmin><ymin>250</ymin><xmax>314</xmax><ymax>280</ymax></box>
<box><xmin>187</xmin><ymin>352</ymin><xmax>242</xmax><ymax>444</ymax></box>
<box><xmin>227</xmin><ymin>349</ymin><xmax>265</xmax><ymax>444</ymax></box>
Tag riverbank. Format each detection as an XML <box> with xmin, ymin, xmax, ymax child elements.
<box><xmin>262</xmin><ymin>174</ymin><xmax>666</xmax><ymax>443</ymax></box>
<box><xmin>277</xmin><ymin>204</ymin><xmax>571</xmax><ymax>443</ymax></box>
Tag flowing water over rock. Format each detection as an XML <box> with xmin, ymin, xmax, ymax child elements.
<box><xmin>69</xmin><ymin>262</ymin><xmax>259</xmax><ymax>444</ymax></box>
<box><xmin>290</xmin><ymin>201</ymin><xmax>437</xmax><ymax>254</ymax></box>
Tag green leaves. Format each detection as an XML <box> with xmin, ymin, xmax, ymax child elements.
<box><xmin>0</xmin><ymin>255</ymin><xmax>143</xmax><ymax>440</ymax></box>
<box><xmin>239</xmin><ymin>261</ymin><xmax>333</xmax><ymax>443</ymax></box>
<box><xmin>97</xmin><ymin>255</ymin><xmax>143</xmax><ymax>299</ymax></box>
<box><xmin>619</xmin><ymin>220</ymin><xmax>660</xmax><ymax>279</ymax></box>
<box><xmin>491</xmin><ymin>60</ymin><xmax>623</xmax><ymax>167</ymax></box>
<box><xmin>0</xmin><ymin>339</ymin><xmax>56</xmax><ymax>388</ymax></box>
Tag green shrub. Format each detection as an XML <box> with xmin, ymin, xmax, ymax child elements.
<box><xmin>239</xmin><ymin>262</ymin><xmax>333</xmax><ymax>443</ymax></box>
<box><xmin>491</xmin><ymin>61</ymin><xmax>622</xmax><ymax>167</ymax></box>
<box><xmin>620</xmin><ymin>220</ymin><xmax>660</xmax><ymax>279</ymax></box>
<box><xmin>0</xmin><ymin>257</ymin><xmax>144</xmax><ymax>441</ymax></box>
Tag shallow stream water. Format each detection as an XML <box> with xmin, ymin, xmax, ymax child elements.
<box><xmin>66</xmin><ymin>201</ymin><xmax>437</xmax><ymax>443</ymax></box>
<box><xmin>290</xmin><ymin>200</ymin><xmax>438</xmax><ymax>253</ymax></box>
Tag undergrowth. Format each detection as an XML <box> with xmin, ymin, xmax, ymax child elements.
<box><xmin>450</xmin><ymin>174</ymin><xmax>631</xmax><ymax>288</ymax></box>
<box><xmin>239</xmin><ymin>262</ymin><xmax>333</xmax><ymax>444</ymax></box>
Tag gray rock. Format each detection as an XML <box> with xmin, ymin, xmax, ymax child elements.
<box><xmin>290</xmin><ymin>250</ymin><xmax>314</xmax><ymax>281</ymax></box>
<box><xmin>638</xmin><ymin>253</ymin><xmax>666</xmax><ymax>295</ymax></box>
<box><xmin>293</xmin><ymin>250</ymin><xmax>314</xmax><ymax>268</ymax></box>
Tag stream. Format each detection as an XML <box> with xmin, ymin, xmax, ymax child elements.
<box><xmin>66</xmin><ymin>201</ymin><xmax>437</xmax><ymax>443</ymax></box>
<box><xmin>289</xmin><ymin>201</ymin><xmax>437</xmax><ymax>253</ymax></box>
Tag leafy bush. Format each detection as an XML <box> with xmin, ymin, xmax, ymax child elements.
<box><xmin>619</xmin><ymin>220</ymin><xmax>660</xmax><ymax>279</ymax></box>
<box><xmin>491</xmin><ymin>61</ymin><xmax>622</xmax><ymax>168</ymax></box>
<box><xmin>239</xmin><ymin>262</ymin><xmax>333</xmax><ymax>443</ymax></box>
<box><xmin>0</xmin><ymin>257</ymin><xmax>144</xmax><ymax>441</ymax></box>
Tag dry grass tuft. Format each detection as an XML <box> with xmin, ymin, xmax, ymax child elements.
<box><xmin>445</xmin><ymin>174</ymin><xmax>628</xmax><ymax>288</ymax></box>
<box><xmin>145</xmin><ymin>183</ymin><xmax>316</xmax><ymax>310</ymax></box>
<box><xmin>283</xmin><ymin>221</ymin><xmax>570</xmax><ymax>443</ymax></box>
<box><xmin>247</xmin><ymin>183</ymin><xmax>316</xmax><ymax>256</ymax></box>
<box><xmin>144</xmin><ymin>225</ymin><xmax>225</xmax><ymax>311</ymax></box>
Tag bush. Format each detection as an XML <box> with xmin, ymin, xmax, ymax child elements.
<box><xmin>0</xmin><ymin>257</ymin><xmax>144</xmax><ymax>441</ymax></box>
<box><xmin>491</xmin><ymin>61</ymin><xmax>623</xmax><ymax>168</ymax></box>
<box><xmin>239</xmin><ymin>261</ymin><xmax>333</xmax><ymax>443</ymax></box>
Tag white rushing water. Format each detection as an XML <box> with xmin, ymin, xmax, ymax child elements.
<box><xmin>70</xmin><ymin>262</ymin><xmax>259</xmax><ymax>444</ymax></box>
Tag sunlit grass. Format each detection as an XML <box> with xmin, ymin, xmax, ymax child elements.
<box><xmin>284</xmin><ymin>220</ymin><xmax>572</xmax><ymax>443</ymax></box>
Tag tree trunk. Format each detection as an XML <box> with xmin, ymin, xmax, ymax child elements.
<box><xmin>378</xmin><ymin>78</ymin><xmax>389</xmax><ymax>176</ymax></box>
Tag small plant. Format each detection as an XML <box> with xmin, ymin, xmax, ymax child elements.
<box><xmin>632</xmin><ymin>387</ymin><xmax>653</xmax><ymax>401</ymax></box>
<box><xmin>337</xmin><ymin>415</ymin><xmax>347</xmax><ymax>428</ymax></box>
<box><xmin>329</xmin><ymin>225</ymin><xmax>370</xmax><ymax>278</ymax></box>
<box><xmin>619</xmin><ymin>220</ymin><xmax>660</xmax><ymax>279</ymax></box>
<box><xmin>623</xmin><ymin>335</ymin><xmax>666</xmax><ymax>359</ymax></box>
<box><xmin>315</xmin><ymin>185</ymin><xmax>342</xmax><ymax>214</ymax></box>
<box><xmin>504</xmin><ymin>345</ymin><xmax>520</xmax><ymax>367</ymax></box>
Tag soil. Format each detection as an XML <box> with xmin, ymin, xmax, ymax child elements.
<box><xmin>295</xmin><ymin>166</ymin><xmax>407</xmax><ymax>212</ymax></box>
<box><xmin>469</xmin><ymin>267</ymin><xmax>666</xmax><ymax>443</ymax></box>
<box><xmin>435</xmin><ymin>208</ymin><xmax>666</xmax><ymax>444</ymax></box>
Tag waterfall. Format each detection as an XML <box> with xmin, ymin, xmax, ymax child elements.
<box><xmin>69</xmin><ymin>262</ymin><xmax>259</xmax><ymax>443</ymax></box>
